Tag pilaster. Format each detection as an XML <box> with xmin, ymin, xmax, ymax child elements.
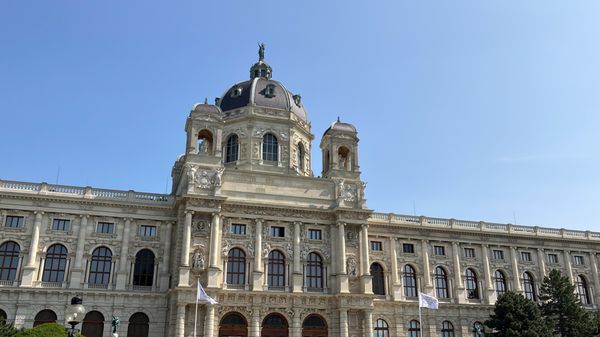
<box><xmin>510</xmin><ymin>247</ymin><xmax>522</xmax><ymax>292</ymax></box>
<box><xmin>116</xmin><ymin>218</ymin><xmax>131</xmax><ymax>290</ymax></box>
<box><xmin>252</xmin><ymin>219</ymin><xmax>264</xmax><ymax>291</ymax></box>
<box><xmin>337</xmin><ymin>222</ymin><xmax>349</xmax><ymax>293</ymax></box>
<box><xmin>292</xmin><ymin>221</ymin><xmax>303</xmax><ymax>293</ymax></box>
<box><xmin>421</xmin><ymin>239</ymin><xmax>432</xmax><ymax>293</ymax></box>
<box><xmin>452</xmin><ymin>242</ymin><xmax>465</xmax><ymax>303</ymax></box>
<box><xmin>69</xmin><ymin>214</ymin><xmax>89</xmax><ymax>288</ymax></box>
<box><xmin>359</xmin><ymin>224</ymin><xmax>372</xmax><ymax>294</ymax></box>
<box><xmin>179</xmin><ymin>211</ymin><xmax>193</xmax><ymax>287</ymax></box>
<box><xmin>21</xmin><ymin>211</ymin><xmax>43</xmax><ymax>287</ymax></box>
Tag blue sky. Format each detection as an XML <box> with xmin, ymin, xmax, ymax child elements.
<box><xmin>1</xmin><ymin>1</ymin><xmax>599</xmax><ymax>231</ymax></box>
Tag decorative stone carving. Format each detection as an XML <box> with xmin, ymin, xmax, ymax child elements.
<box><xmin>262</xmin><ymin>242</ymin><xmax>271</xmax><ymax>259</ymax></box>
<box><xmin>186</xmin><ymin>164</ymin><xmax>226</xmax><ymax>189</ymax></box>
<box><xmin>346</xmin><ymin>256</ymin><xmax>357</xmax><ymax>276</ymax></box>
<box><xmin>254</xmin><ymin>127</ymin><xmax>289</xmax><ymax>141</ymax></box>
<box><xmin>192</xmin><ymin>219</ymin><xmax>210</xmax><ymax>234</ymax></box>
<box><xmin>192</xmin><ymin>247</ymin><xmax>205</xmax><ymax>271</ymax></box>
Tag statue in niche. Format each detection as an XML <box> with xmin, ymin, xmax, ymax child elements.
<box><xmin>214</xmin><ymin>167</ymin><xmax>225</xmax><ymax>187</ymax></box>
<box><xmin>346</xmin><ymin>256</ymin><xmax>357</xmax><ymax>276</ymax></box>
<box><xmin>187</xmin><ymin>165</ymin><xmax>197</xmax><ymax>184</ymax></box>
<box><xmin>192</xmin><ymin>249</ymin><xmax>205</xmax><ymax>270</ymax></box>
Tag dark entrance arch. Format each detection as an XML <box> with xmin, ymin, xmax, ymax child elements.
<box><xmin>302</xmin><ymin>314</ymin><xmax>327</xmax><ymax>337</ymax></box>
<box><xmin>262</xmin><ymin>313</ymin><xmax>288</xmax><ymax>337</ymax></box>
<box><xmin>81</xmin><ymin>311</ymin><xmax>105</xmax><ymax>337</ymax></box>
<box><xmin>220</xmin><ymin>312</ymin><xmax>248</xmax><ymax>337</ymax></box>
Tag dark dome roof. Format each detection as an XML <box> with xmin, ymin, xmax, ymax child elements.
<box><xmin>218</xmin><ymin>78</ymin><xmax>308</xmax><ymax>122</ymax></box>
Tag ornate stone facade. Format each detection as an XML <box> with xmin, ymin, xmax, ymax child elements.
<box><xmin>1</xmin><ymin>48</ymin><xmax>600</xmax><ymax>337</ymax></box>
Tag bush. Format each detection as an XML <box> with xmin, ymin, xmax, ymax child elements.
<box><xmin>14</xmin><ymin>323</ymin><xmax>67</xmax><ymax>337</ymax></box>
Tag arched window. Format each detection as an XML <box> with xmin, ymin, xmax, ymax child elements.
<box><xmin>225</xmin><ymin>134</ymin><xmax>239</xmax><ymax>163</ymax></box>
<box><xmin>576</xmin><ymin>275</ymin><xmax>591</xmax><ymax>305</ymax></box>
<box><xmin>42</xmin><ymin>244</ymin><xmax>68</xmax><ymax>283</ymax></box>
<box><xmin>0</xmin><ymin>309</ymin><xmax>7</xmax><ymax>324</ymax></box>
<box><xmin>523</xmin><ymin>272</ymin><xmax>536</xmax><ymax>301</ymax></box>
<box><xmin>473</xmin><ymin>321</ymin><xmax>485</xmax><ymax>337</ymax></box>
<box><xmin>220</xmin><ymin>312</ymin><xmax>248</xmax><ymax>337</ymax></box>
<box><xmin>262</xmin><ymin>313</ymin><xmax>288</xmax><ymax>336</ymax></box>
<box><xmin>403</xmin><ymin>264</ymin><xmax>417</xmax><ymax>297</ymax></box>
<box><xmin>197</xmin><ymin>129</ymin><xmax>213</xmax><ymax>155</ymax></box>
<box><xmin>33</xmin><ymin>309</ymin><xmax>57</xmax><ymax>327</ymax></box>
<box><xmin>81</xmin><ymin>311</ymin><xmax>105</xmax><ymax>337</ymax></box>
<box><xmin>302</xmin><ymin>314</ymin><xmax>327</xmax><ymax>336</ymax></box>
<box><xmin>0</xmin><ymin>241</ymin><xmax>20</xmax><ymax>281</ymax></box>
<box><xmin>408</xmin><ymin>320</ymin><xmax>420</xmax><ymax>337</ymax></box>
<box><xmin>494</xmin><ymin>270</ymin><xmax>507</xmax><ymax>297</ymax></box>
<box><xmin>371</xmin><ymin>263</ymin><xmax>386</xmax><ymax>295</ymax></box>
<box><xmin>262</xmin><ymin>133</ymin><xmax>278</xmax><ymax>162</ymax></box>
<box><xmin>133</xmin><ymin>249</ymin><xmax>155</xmax><ymax>287</ymax></box>
<box><xmin>89</xmin><ymin>247</ymin><xmax>112</xmax><ymax>286</ymax></box>
<box><xmin>435</xmin><ymin>267</ymin><xmax>449</xmax><ymax>299</ymax></box>
<box><xmin>297</xmin><ymin>142</ymin><xmax>305</xmax><ymax>171</ymax></box>
<box><xmin>227</xmin><ymin>248</ymin><xmax>246</xmax><ymax>285</ymax></box>
<box><xmin>441</xmin><ymin>321</ymin><xmax>455</xmax><ymax>337</ymax></box>
<box><xmin>305</xmin><ymin>252</ymin><xmax>323</xmax><ymax>290</ymax></box>
<box><xmin>338</xmin><ymin>146</ymin><xmax>350</xmax><ymax>169</ymax></box>
<box><xmin>267</xmin><ymin>250</ymin><xmax>285</xmax><ymax>289</ymax></box>
<box><xmin>465</xmin><ymin>268</ymin><xmax>479</xmax><ymax>299</ymax></box>
<box><xmin>127</xmin><ymin>312</ymin><xmax>149</xmax><ymax>337</ymax></box>
<box><xmin>374</xmin><ymin>319</ymin><xmax>389</xmax><ymax>337</ymax></box>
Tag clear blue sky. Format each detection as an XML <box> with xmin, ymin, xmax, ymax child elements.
<box><xmin>1</xmin><ymin>1</ymin><xmax>599</xmax><ymax>231</ymax></box>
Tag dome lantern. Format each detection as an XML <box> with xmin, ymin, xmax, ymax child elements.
<box><xmin>250</xmin><ymin>43</ymin><xmax>273</xmax><ymax>79</ymax></box>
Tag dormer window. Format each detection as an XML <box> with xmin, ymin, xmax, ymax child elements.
<box><xmin>264</xmin><ymin>84</ymin><xmax>276</xmax><ymax>98</ymax></box>
<box><xmin>231</xmin><ymin>86</ymin><xmax>242</xmax><ymax>98</ymax></box>
<box><xmin>293</xmin><ymin>94</ymin><xmax>302</xmax><ymax>107</ymax></box>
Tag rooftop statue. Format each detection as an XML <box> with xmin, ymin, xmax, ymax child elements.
<box><xmin>258</xmin><ymin>42</ymin><xmax>265</xmax><ymax>61</ymax></box>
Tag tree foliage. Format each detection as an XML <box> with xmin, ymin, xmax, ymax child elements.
<box><xmin>0</xmin><ymin>320</ymin><xmax>21</xmax><ymax>337</ymax></box>
<box><xmin>485</xmin><ymin>291</ymin><xmax>552</xmax><ymax>337</ymax></box>
<box><xmin>13</xmin><ymin>323</ymin><xmax>68</xmax><ymax>337</ymax></box>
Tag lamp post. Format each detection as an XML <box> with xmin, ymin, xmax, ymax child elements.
<box><xmin>65</xmin><ymin>296</ymin><xmax>86</xmax><ymax>337</ymax></box>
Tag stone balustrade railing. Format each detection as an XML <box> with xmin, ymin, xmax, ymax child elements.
<box><xmin>370</xmin><ymin>212</ymin><xmax>598</xmax><ymax>242</ymax></box>
<box><xmin>0</xmin><ymin>180</ymin><xmax>174</xmax><ymax>205</ymax></box>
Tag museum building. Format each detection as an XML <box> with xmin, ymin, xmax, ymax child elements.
<box><xmin>1</xmin><ymin>47</ymin><xmax>600</xmax><ymax>337</ymax></box>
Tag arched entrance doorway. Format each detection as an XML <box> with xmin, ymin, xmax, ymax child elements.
<box><xmin>219</xmin><ymin>312</ymin><xmax>248</xmax><ymax>337</ymax></box>
<box><xmin>262</xmin><ymin>313</ymin><xmax>288</xmax><ymax>337</ymax></box>
<box><xmin>302</xmin><ymin>314</ymin><xmax>327</xmax><ymax>337</ymax></box>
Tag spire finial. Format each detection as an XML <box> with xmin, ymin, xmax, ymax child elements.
<box><xmin>337</xmin><ymin>116</ymin><xmax>341</xmax><ymax>123</ymax></box>
<box><xmin>204</xmin><ymin>97</ymin><xmax>208</xmax><ymax>104</ymax></box>
<box><xmin>258</xmin><ymin>42</ymin><xmax>265</xmax><ymax>62</ymax></box>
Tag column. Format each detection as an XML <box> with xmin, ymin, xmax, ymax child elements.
<box><xmin>252</xmin><ymin>219</ymin><xmax>263</xmax><ymax>291</ymax></box>
<box><xmin>590</xmin><ymin>253</ymin><xmax>600</xmax><ymax>307</ymax></box>
<box><xmin>389</xmin><ymin>237</ymin><xmax>401</xmax><ymax>300</ymax></box>
<box><xmin>21</xmin><ymin>211</ymin><xmax>43</xmax><ymax>287</ymax></box>
<box><xmin>564</xmin><ymin>250</ymin><xmax>574</xmax><ymax>283</ymax></box>
<box><xmin>359</xmin><ymin>224</ymin><xmax>372</xmax><ymax>294</ymax></box>
<box><xmin>362</xmin><ymin>310</ymin><xmax>373</xmax><ymax>337</ymax></box>
<box><xmin>537</xmin><ymin>248</ymin><xmax>547</xmax><ymax>278</ymax></box>
<box><xmin>338</xmin><ymin>222</ymin><xmax>349</xmax><ymax>293</ymax></box>
<box><xmin>421</xmin><ymin>240</ymin><xmax>432</xmax><ymax>292</ymax></box>
<box><xmin>208</xmin><ymin>213</ymin><xmax>222</xmax><ymax>288</ymax></box>
<box><xmin>482</xmin><ymin>244</ymin><xmax>494</xmax><ymax>303</ymax></box>
<box><xmin>160</xmin><ymin>222</ymin><xmax>173</xmax><ymax>291</ymax></box>
<box><xmin>452</xmin><ymin>242</ymin><xmax>465</xmax><ymax>303</ymax></box>
<box><xmin>339</xmin><ymin>309</ymin><xmax>348</xmax><ymax>337</ymax></box>
<box><xmin>510</xmin><ymin>247</ymin><xmax>522</xmax><ymax>292</ymax></box>
<box><xmin>291</xmin><ymin>308</ymin><xmax>302</xmax><ymax>337</ymax></box>
<box><xmin>69</xmin><ymin>215</ymin><xmax>89</xmax><ymax>287</ymax></box>
<box><xmin>116</xmin><ymin>218</ymin><xmax>131</xmax><ymax>290</ymax></box>
<box><xmin>179</xmin><ymin>211</ymin><xmax>193</xmax><ymax>286</ymax></box>
<box><xmin>175</xmin><ymin>304</ymin><xmax>186</xmax><ymax>337</ymax></box>
<box><xmin>249</xmin><ymin>308</ymin><xmax>260</xmax><ymax>337</ymax></box>
<box><xmin>204</xmin><ymin>305</ymin><xmax>215</xmax><ymax>337</ymax></box>
<box><xmin>292</xmin><ymin>221</ymin><xmax>303</xmax><ymax>292</ymax></box>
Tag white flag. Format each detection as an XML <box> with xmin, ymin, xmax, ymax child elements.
<box><xmin>197</xmin><ymin>280</ymin><xmax>218</xmax><ymax>304</ymax></box>
<box><xmin>418</xmin><ymin>292</ymin><xmax>439</xmax><ymax>309</ymax></box>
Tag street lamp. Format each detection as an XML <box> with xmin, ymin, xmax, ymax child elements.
<box><xmin>65</xmin><ymin>296</ymin><xmax>86</xmax><ymax>337</ymax></box>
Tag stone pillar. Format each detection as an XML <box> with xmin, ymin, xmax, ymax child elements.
<box><xmin>115</xmin><ymin>218</ymin><xmax>132</xmax><ymax>290</ymax></box>
<box><xmin>160</xmin><ymin>222</ymin><xmax>173</xmax><ymax>291</ymax></box>
<box><xmin>481</xmin><ymin>244</ymin><xmax>494</xmax><ymax>303</ymax></box>
<box><xmin>21</xmin><ymin>211</ymin><xmax>43</xmax><ymax>287</ymax></box>
<box><xmin>362</xmin><ymin>310</ymin><xmax>373</xmax><ymax>337</ymax></box>
<box><xmin>291</xmin><ymin>309</ymin><xmax>302</xmax><ymax>337</ymax></box>
<box><xmin>452</xmin><ymin>242</ymin><xmax>465</xmax><ymax>303</ymax></box>
<box><xmin>249</xmin><ymin>308</ymin><xmax>260</xmax><ymax>337</ymax></box>
<box><xmin>175</xmin><ymin>304</ymin><xmax>186</xmax><ymax>337</ymax></box>
<box><xmin>208</xmin><ymin>213</ymin><xmax>222</xmax><ymax>288</ymax></box>
<box><xmin>204</xmin><ymin>305</ymin><xmax>215</xmax><ymax>337</ymax></box>
<box><xmin>70</xmin><ymin>214</ymin><xmax>89</xmax><ymax>288</ymax></box>
<box><xmin>537</xmin><ymin>248</ymin><xmax>547</xmax><ymax>279</ymax></box>
<box><xmin>421</xmin><ymin>240</ymin><xmax>432</xmax><ymax>292</ymax></box>
<box><xmin>564</xmin><ymin>250</ymin><xmax>574</xmax><ymax>283</ymax></box>
<box><xmin>359</xmin><ymin>224</ymin><xmax>373</xmax><ymax>294</ymax></box>
<box><xmin>252</xmin><ymin>219</ymin><xmax>264</xmax><ymax>291</ymax></box>
<box><xmin>390</xmin><ymin>237</ymin><xmax>401</xmax><ymax>300</ymax></box>
<box><xmin>339</xmin><ymin>309</ymin><xmax>349</xmax><ymax>337</ymax></box>
<box><xmin>338</xmin><ymin>222</ymin><xmax>349</xmax><ymax>293</ymax></box>
<box><xmin>510</xmin><ymin>247</ymin><xmax>522</xmax><ymax>292</ymax></box>
<box><xmin>292</xmin><ymin>221</ymin><xmax>303</xmax><ymax>292</ymax></box>
<box><xmin>590</xmin><ymin>253</ymin><xmax>600</xmax><ymax>307</ymax></box>
<box><xmin>178</xmin><ymin>211</ymin><xmax>193</xmax><ymax>287</ymax></box>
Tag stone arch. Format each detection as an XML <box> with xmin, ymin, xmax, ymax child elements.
<box><xmin>219</xmin><ymin>311</ymin><xmax>248</xmax><ymax>337</ymax></box>
<box><xmin>302</xmin><ymin>314</ymin><xmax>327</xmax><ymax>337</ymax></box>
<box><xmin>262</xmin><ymin>313</ymin><xmax>289</xmax><ymax>337</ymax></box>
<box><xmin>197</xmin><ymin>129</ymin><xmax>214</xmax><ymax>155</ymax></box>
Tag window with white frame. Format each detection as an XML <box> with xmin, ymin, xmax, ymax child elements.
<box><xmin>464</xmin><ymin>248</ymin><xmax>476</xmax><ymax>258</ymax></box>
<box><xmin>4</xmin><ymin>215</ymin><xmax>24</xmax><ymax>228</ymax></box>
<box><xmin>52</xmin><ymin>219</ymin><xmax>70</xmax><ymax>231</ymax></box>
<box><xmin>139</xmin><ymin>225</ymin><xmax>157</xmax><ymax>237</ymax></box>
<box><xmin>96</xmin><ymin>222</ymin><xmax>115</xmax><ymax>234</ymax></box>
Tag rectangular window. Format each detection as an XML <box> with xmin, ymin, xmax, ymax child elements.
<box><xmin>574</xmin><ymin>255</ymin><xmax>585</xmax><ymax>265</ymax></box>
<box><xmin>521</xmin><ymin>251</ymin><xmax>532</xmax><ymax>262</ymax></box>
<box><xmin>547</xmin><ymin>253</ymin><xmax>559</xmax><ymax>264</ymax></box>
<box><xmin>308</xmin><ymin>229</ymin><xmax>322</xmax><ymax>240</ymax></box>
<box><xmin>139</xmin><ymin>225</ymin><xmax>157</xmax><ymax>237</ymax></box>
<box><xmin>270</xmin><ymin>226</ymin><xmax>285</xmax><ymax>237</ymax></box>
<box><xmin>434</xmin><ymin>245</ymin><xmax>445</xmax><ymax>256</ymax></box>
<box><xmin>96</xmin><ymin>222</ymin><xmax>115</xmax><ymax>234</ymax></box>
<box><xmin>52</xmin><ymin>219</ymin><xmax>70</xmax><ymax>231</ymax></box>
<box><xmin>231</xmin><ymin>223</ymin><xmax>246</xmax><ymax>235</ymax></box>
<box><xmin>370</xmin><ymin>241</ymin><xmax>383</xmax><ymax>251</ymax></box>
<box><xmin>403</xmin><ymin>243</ymin><xmax>415</xmax><ymax>254</ymax></box>
<box><xmin>4</xmin><ymin>215</ymin><xmax>24</xmax><ymax>228</ymax></box>
<box><xmin>493</xmin><ymin>250</ymin><xmax>504</xmax><ymax>260</ymax></box>
<box><xmin>464</xmin><ymin>248</ymin><xmax>476</xmax><ymax>258</ymax></box>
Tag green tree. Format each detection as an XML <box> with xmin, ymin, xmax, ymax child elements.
<box><xmin>539</xmin><ymin>269</ymin><xmax>592</xmax><ymax>337</ymax></box>
<box><xmin>485</xmin><ymin>291</ymin><xmax>552</xmax><ymax>337</ymax></box>
<box><xmin>0</xmin><ymin>320</ymin><xmax>21</xmax><ymax>337</ymax></box>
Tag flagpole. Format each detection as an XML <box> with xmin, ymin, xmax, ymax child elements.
<box><xmin>418</xmin><ymin>299</ymin><xmax>423</xmax><ymax>337</ymax></box>
<box><xmin>194</xmin><ymin>280</ymin><xmax>199</xmax><ymax>337</ymax></box>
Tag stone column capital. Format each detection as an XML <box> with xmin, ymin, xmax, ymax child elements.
<box><xmin>79</xmin><ymin>214</ymin><xmax>90</xmax><ymax>219</ymax></box>
<box><xmin>361</xmin><ymin>224</ymin><xmax>369</xmax><ymax>230</ymax></box>
<box><xmin>34</xmin><ymin>211</ymin><xmax>44</xmax><ymax>216</ymax></box>
<box><xmin>337</xmin><ymin>221</ymin><xmax>346</xmax><ymax>228</ymax></box>
<box><xmin>185</xmin><ymin>210</ymin><xmax>195</xmax><ymax>216</ymax></box>
<box><xmin>254</xmin><ymin>218</ymin><xmax>263</xmax><ymax>225</ymax></box>
<box><xmin>123</xmin><ymin>217</ymin><xmax>133</xmax><ymax>222</ymax></box>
